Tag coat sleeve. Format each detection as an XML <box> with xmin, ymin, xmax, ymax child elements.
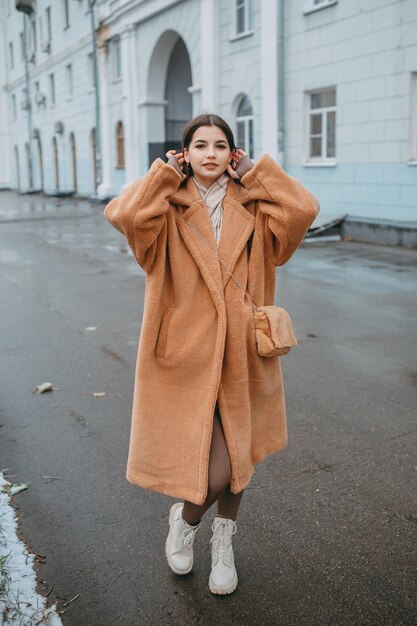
<box><xmin>240</xmin><ymin>153</ymin><xmax>320</xmax><ymax>266</ymax></box>
<box><xmin>103</xmin><ymin>158</ymin><xmax>183</xmax><ymax>272</ymax></box>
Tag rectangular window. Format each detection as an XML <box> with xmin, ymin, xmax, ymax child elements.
<box><xmin>307</xmin><ymin>88</ymin><xmax>336</xmax><ymax>162</ymax></box>
<box><xmin>410</xmin><ymin>73</ymin><xmax>417</xmax><ymax>162</ymax></box>
<box><xmin>66</xmin><ymin>64</ymin><xmax>73</xmax><ymax>97</ymax></box>
<box><xmin>30</xmin><ymin>19</ymin><xmax>37</xmax><ymax>53</ymax></box>
<box><xmin>12</xmin><ymin>94</ymin><xmax>17</xmax><ymax>121</ymax></box>
<box><xmin>46</xmin><ymin>7</ymin><xmax>52</xmax><ymax>41</ymax></box>
<box><xmin>9</xmin><ymin>42</ymin><xmax>14</xmax><ymax>69</ymax></box>
<box><xmin>87</xmin><ymin>52</ymin><xmax>95</xmax><ymax>89</ymax></box>
<box><xmin>112</xmin><ymin>37</ymin><xmax>121</xmax><ymax>79</ymax></box>
<box><xmin>63</xmin><ymin>0</ymin><xmax>70</xmax><ymax>28</ymax></box>
<box><xmin>49</xmin><ymin>73</ymin><xmax>55</xmax><ymax>104</ymax></box>
<box><xmin>39</xmin><ymin>16</ymin><xmax>43</xmax><ymax>46</ymax></box>
<box><xmin>19</xmin><ymin>33</ymin><xmax>24</xmax><ymax>60</ymax></box>
<box><xmin>235</xmin><ymin>0</ymin><xmax>253</xmax><ymax>36</ymax></box>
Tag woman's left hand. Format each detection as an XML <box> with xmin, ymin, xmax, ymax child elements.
<box><xmin>226</xmin><ymin>148</ymin><xmax>247</xmax><ymax>179</ymax></box>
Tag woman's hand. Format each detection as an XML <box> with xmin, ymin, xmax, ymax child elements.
<box><xmin>165</xmin><ymin>150</ymin><xmax>186</xmax><ymax>180</ymax></box>
<box><xmin>226</xmin><ymin>148</ymin><xmax>249</xmax><ymax>179</ymax></box>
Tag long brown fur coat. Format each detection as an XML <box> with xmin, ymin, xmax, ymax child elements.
<box><xmin>104</xmin><ymin>154</ymin><xmax>320</xmax><ymax>505</ymax></box>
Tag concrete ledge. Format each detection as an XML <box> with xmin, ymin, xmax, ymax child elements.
<box><xmin>342</xmin><ymin>217</ymin><xmax>417</xmax><ymax>249</ymax></box>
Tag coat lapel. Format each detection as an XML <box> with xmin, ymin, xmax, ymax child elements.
<box><xmin>170</xmin><ymin>176</ymin><xmax>255</xmax><ymax>297</ymax></box>
<box><xmin>172</xmin><ymin>178</ymin><xmax>224</xmax><ymax>301</ymax></box>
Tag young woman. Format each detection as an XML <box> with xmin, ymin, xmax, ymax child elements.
<box><xmin>104</xmin><ymin>113</ymin><xmax>320</xmax><ymax>595</ymax></box>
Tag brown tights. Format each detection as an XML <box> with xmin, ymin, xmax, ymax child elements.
<box><xmin>182</xmin><ymin>405</ymin><xmax>244</xmax><ymax>526</ymax></box>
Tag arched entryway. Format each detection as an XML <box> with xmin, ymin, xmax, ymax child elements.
<box><xmin>146</xmin><ymin>31</ymin><xmax>193</xmax><ymax>166</ymax></box>
<box><xmin>25</xmin><ymin>142</ymin><xmax>33</xmax><ymax>190</ymax></box>
<box><xmin>52</xmin><ymin>136</ymin><xmax>59</xmax><ymax>191</ymax></box>
<box><xmin>33</xmin><ymin>131</ymin><xmax>44</xmax><ymax>191</ymax></box>
<box><xmin>69</xmin><ymin>132</ymin><xmax>77</xmax><ymax>192</ymax></box>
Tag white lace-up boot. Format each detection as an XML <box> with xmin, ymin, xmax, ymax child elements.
<box><xmin>165</xmin><ymin>503</ymin><xmax>201</xmax><ymax>575</ymax></box>
<box><xmin>209</xmin><ymin>516</ymin><xmax>238</xmax><ymax>594</ymax></box>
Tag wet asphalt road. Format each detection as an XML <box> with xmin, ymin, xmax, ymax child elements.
<box><xmin>0</xmin><ymin>191</ymin><xmax>416</xmax><ymax>626</ymax></box>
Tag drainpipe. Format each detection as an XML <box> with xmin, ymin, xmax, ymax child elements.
<box><xmin>89</xmin><ymin>0</ymin><xmax>102</xmax><ymax>193</ymax></box>
<box><xmin>16</xmin><ymin>3</ymin><xmax>34</xmax><ymax>190</ymax></box>
<box><xmin>277</xmin><ymin>0</ymin><xmax>285</xmax><ymax>168</ymax></box>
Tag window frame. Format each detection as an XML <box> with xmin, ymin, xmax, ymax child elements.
<box><xmin>304</xmin><ymin>88</ymin><xmax>337</xmax><ymax>166</ymax></box>
<box><xmin>63</xmin><ymin>0</ymin><xmax>70</xmax><ymax>29</ymax></box>
<box><xmin>303</xmin><ymin>0</ymin><xmax>338</xmax><ymax>15</ymax></box>
<box><xmin>12</xmin><ymin>94</ymin><xmax>17</xmax><ymax>122</ymax></box>
<box><xmin>410</xmin><ymin>72</ymin><xmax>417</xmax><ymax>164</ymax></box>
<box><xmin>116</xmin><ymin>121</ymin><xmax>125</xmax><ymax>169</ymax></box>
<box><xmin>235</xmin><ymin>95</ymin><xmax>255</xmax><ymax>159</ymax></box>
<box><xmin>231</xmin><ymin>0</ymin><xmax>254</xmax><ymax>41</ymax></box>
<box><xmin>112</xmin><ymin>36</ymin><xmax>122</xmax><ymax>81</ymax></box>
<box><xmin>46</xmin><ymin>7</ymin><xmax>52</xmax><ymax>42</ymax></box>
<box><xmin>9</xmin><ymin>42</ymin><xmax>14</xmax><ymax>70</ymax></box>
<box><xmin>49</xmin><ymin>72</ymin><xmax>56</xmax><ymax>105</ymax></box>
<box><xmin>66</xmin><ymin>63</ymin><xmax>73</xmax><ymax>99</ymax></box>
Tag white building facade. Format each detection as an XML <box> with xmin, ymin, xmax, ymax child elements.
<box><xmin>0</xmin><ymin>0</ymin><xmax>416</xmax><ymax>223</ymax></box>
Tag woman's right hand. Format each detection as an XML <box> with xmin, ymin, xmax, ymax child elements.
<box><xmin>165</xmin><ymin>150</ymin><xmax>186</xmax><ymax>180</ymax></box>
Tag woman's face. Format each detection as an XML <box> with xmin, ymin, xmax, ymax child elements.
<box><xmin>183</xmin><ymin>125</ymin><xmax>233</xmax><ymax>188</ymax></box>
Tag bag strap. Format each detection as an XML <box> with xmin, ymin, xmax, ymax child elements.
<box><xmin>177</xmin><ymin>211</ymin><xmax>261</xmax><ymax>314</ymax></box>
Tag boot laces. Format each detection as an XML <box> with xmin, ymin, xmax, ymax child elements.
<box><xmin>210</xmin><ymin>519</ymin><xmax>237</xmax><ymax>565</ymax></box>
<box><xmin>178</xmin><ymin>526</ymin><xmax>196</xmax><ymax>549</ymax></box>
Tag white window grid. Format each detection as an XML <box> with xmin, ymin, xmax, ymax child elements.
<box><xmin>234</xmin><ymin>0</ymin><xmax>254</xmax><ymax>38</ymax></box>
<box><xmin>305</xmin><ymin>89</ymin><xmax>336</xmax><ymax>163</ymax></box>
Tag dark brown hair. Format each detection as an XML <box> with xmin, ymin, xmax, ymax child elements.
<box><xmin>182</xmin><ymin>113</ymin><xmax>236</xmax><ymax>152</ymax></box>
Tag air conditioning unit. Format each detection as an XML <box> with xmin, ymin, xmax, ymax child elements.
<box><xmin>54</xmin><ymin>121</ymin><xmax>64</xmax><ymax>134</ymax></box>
<box><xmin>42</xmin><ymin>40</ymin><xmax>51</xmax><ymax>54</ymax></box>
<box><xmin>15</xmin><ymin>0</ymin><xmax>34</xmax><ymax>15</ymax></box>
<box><xmin>32</xmin><ymin>128</ymin><xmax>40</xmax><ymax>139</ymax></box>
<box><xmin>35</xmin><ymin>92</ymin><xmax>46</xmax><ymax>105</ymax></box>
<box><xmin>20</xmin><ymin>98</ymin><xmax>29</xmax><ymax>111</ymax></box>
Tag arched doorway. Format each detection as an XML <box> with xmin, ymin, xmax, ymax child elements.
<box><xmin>146</xmin><ymin>31</ymin><xmax>193</xmax><ymax>166</ymax></box>
<box><xmin>91</xmin><ymin>128</ymin><xmax>97</xmax><ymax>191</ymax></box>
<box><xmin>52</xmin><ymin>136</ymin><xmax>59</xmax><ymax>191</ymax></box>
<box><xmin>25</xmin><ymin>142</ymin><xmax>33</xmax><ymax>189</ymax></box>
<box><xmin>14</xmin><ymin>146</ymin><xmax>20</xmax><ymax>191</ymax></box>
<box><xmin>34</xmin><ymin>134</ymin><xmax>44</xmax><ymax>191</ymax></box>
<box><xmin>69</xmin><ymin>132</ymin><xmax>77</xmax><ymax>192</ymax></box>
<box><xmin>165</xmin><ymin>38</ymin><xmax>193</xmax><ymax>155</ymax></box>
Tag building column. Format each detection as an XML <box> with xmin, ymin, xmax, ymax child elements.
<box><xmin>97</xmin><ymin>40</ymin><xmax>113</xmax><ymax>198</ymax></box>
<box><xmin>260</xmin><ymin>0</ymin><xmax>278</xmax><ymax>161</ymax></box>
<box><xmin>121</xmin><ymin>25</ymin><xmax>140</xmax><ymax>186</ymax></box>
<box><xmin>199</xmin><ymin>0</ymin><xmax>216</xmax><ymax>113</ymax></box>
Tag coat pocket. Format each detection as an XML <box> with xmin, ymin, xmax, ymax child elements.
<box><xmin>155</xmin><ymin>306</ymin><xmax>176</xmax><ymax>358</ymax></box>
<box><xmin>155</xmin><ymin>305</ymin><xmax>216</xmax><ymax>365</ymax></box>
